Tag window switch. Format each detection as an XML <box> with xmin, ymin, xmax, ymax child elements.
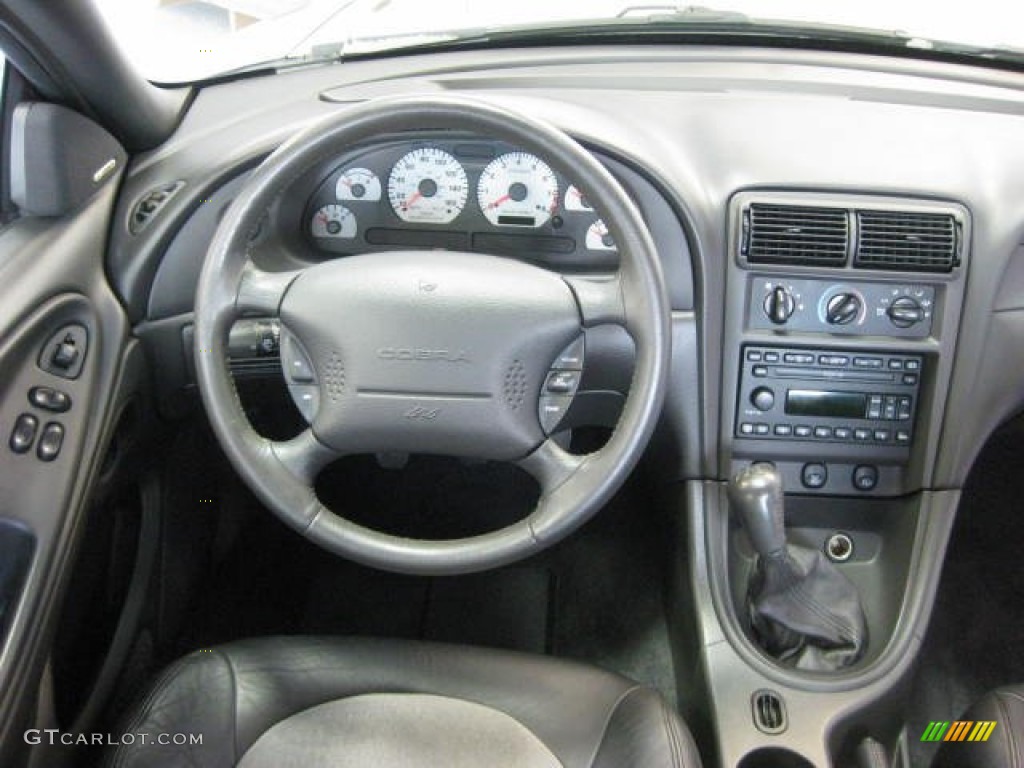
<box><xmin>52</xmin><ymin>336</ymin><xmax>79</xmax><ymax>369</ymax></box>
<box><xmin>37</xmin><ymin>422</ymin><xmax>64</xmax><ymax>462</ymax></box>
<box><xmin>10</xmin><ymin>413</ymin><xmax>39</xmax><ymax>454</ymax></box>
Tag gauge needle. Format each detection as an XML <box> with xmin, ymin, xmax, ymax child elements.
<box><xmin>488</xmin><ymin>194</ymin><xmax>510</xmax><ymax>210</ymax></box>
<box><xmin>404</xmin><ymin>191</ymin><xmax>422</xmax><ymax>210</ymax></box>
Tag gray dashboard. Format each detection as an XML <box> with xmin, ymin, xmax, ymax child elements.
<box><xmin>111</xmin><ymin>44</ymin><xmax>1024</xmax><ymax>494</ymax></box>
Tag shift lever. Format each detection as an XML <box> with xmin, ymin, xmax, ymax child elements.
<box><xmin>727</xmin><ymin>462</ymin><xmax>786</xmax><ymax>558</ymax></box>
<box><xmin>728</xmin><ymin>462</ymin><xmax>868</xmax><ymax>671</ymax></box>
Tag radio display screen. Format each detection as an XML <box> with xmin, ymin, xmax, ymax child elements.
<box><xmin>785</xmin><ymin>390</ymin><xmax>866</xmax><ymax>419</ymax></box>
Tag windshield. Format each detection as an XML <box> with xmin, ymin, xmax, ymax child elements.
<box><xmin>97</xmin><ymin>0</ymin><xmax>1024</xmax><ymax>83</ymax></box>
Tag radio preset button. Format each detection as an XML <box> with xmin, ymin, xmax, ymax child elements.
<box><xmin>818</xmin><ymin>355</ymin><xmax>850</xmax><ymax>367</ymax></box>
<box><xmin>814</xmin><ymin>426</ymin><xmax>832</xmax><ymax>439</ymax></box>
<box><xmin>764</xmin><ymin>351</ymin><xmax>780</xmax><ymax>363</ymax></box>
<box><xmin>854</xmin><ymin>428</ymin><xmax>872</xmax><ymax>441</ymax></box>
<box><xmin>834</xmin><ymin>426</ymin><xmax>853</xmax><ymax>440</ymax></box>
<box><xmin>750</xmin><ymin>387</ymin><xmax>775</xmax><ymax>411</ymax></box>
<box><xmin>795</xmin><ymin>425</ymin><xmax>813</xmax><ymax>438</ymax></box>
<box><xmin>784</xmin><ymin>353</ymin><xmax>815</xmax><ymax>365</ymax></box>
<box><xmin>754</xmin><ymin>423</ymin><xmax>770</xmax><ymax>435</ymax></box>
<box><xmin>853</xmin><ymin>357</ymin><xmax>883</xmax><ymax>369</ymax></box>
<box><xmin>774</xmin><ymin>425</ymin><xmax>793</xmax><ymax>436</ymax></box>
<box><xmin>746</xmin><ymin>350</ymin><xmax>763</xmax><ymax>362</ymax></box>
<box><xmin>801</xmin><ymin>463</ymin><xmax>828</xmax><ymax>489</ymax></box>
<box><xmin>896</xmin><ymin>430</ymin><xmax>911</xmax><ymax>443</ymax></box>
<box><xmin>739</xmin><ymin>423</ymin><xmax>754</xmax><ymax>435</ymax></box>
<box><xmin>874</xmin><ymin>429</ymin><xmax>891</xmax><ymax>442</ymax></box>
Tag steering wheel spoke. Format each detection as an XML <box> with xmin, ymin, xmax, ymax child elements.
<box><xmin>236</xmin><ymin>263</ymin><xmax>304</xmax><ymax>317</ymax></box>
<box><xmin>564</xmin><ymin>274</ymin><xmax>626</xmax><ymax>327</ymax></box>
<box><xmin>270</xmin><ymin>429</ymin><xmax>342</xmax><ymax>485</ymax></box>
<box><xmin>517</xmin><ymin>438</ymin><xmax>585</xmax><ymax>496</ymax></box>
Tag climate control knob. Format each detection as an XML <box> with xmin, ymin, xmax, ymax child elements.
<box><xmin>887</xmin><ymin>296</ymin><xmax>925</xmax><ymax>328</ymax></box>
<box><xmin>764</xmin><ymin>285</ymin><xmax>796</xmax><ymax>325</ymax></box>
<box><xmin>825</xmin><ymin>292</ymin><xmax>862</xmax><ymax>325</ymax></box>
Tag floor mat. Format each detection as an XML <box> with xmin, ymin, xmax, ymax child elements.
<box><xmin>907</xmin><ymin>421</ymin><xmax>1024</xmax><ymax>767</ymax></box>
<box><xmin>174</xmin><ymin>454</ymin><xmax>678</xmax><ymax>706</ymax></box>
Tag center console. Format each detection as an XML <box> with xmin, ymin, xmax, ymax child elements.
<box><xmin>685</xmin><ymin>190</ymin><xmax>970</xmax><ymax>767</ymax></box>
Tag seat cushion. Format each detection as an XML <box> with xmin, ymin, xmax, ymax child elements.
<box><xmin>933</xmin><ymin>685</ymin><xmax>1024</xmax><ymax>768</ymax></box>
<box><xmin>106</xmin><ymin>636</ymin><xmax>701</xmax><ymax>768</ymax></box>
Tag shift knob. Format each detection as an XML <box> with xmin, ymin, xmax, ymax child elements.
<box><xmin>728</xmin><ymin>462</ymin><xmax>786</xmax><ymax>557</ymax></box>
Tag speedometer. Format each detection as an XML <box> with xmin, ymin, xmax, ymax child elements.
<box><xmin>477</xmin><ymin>152</ymin><xmax>559</xmax><ymax>228</ymax></box>
<box><xmin>387</xmin><ymin>148</ymin><xmax>468</xmax><ymax>224</ymax></box>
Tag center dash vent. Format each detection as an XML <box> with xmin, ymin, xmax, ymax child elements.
<box><xmin>744</xmin><ymin>204</ymin><xmax>849</xmax><ymax>266</ymax></box>
<box><xmin>854</xmin><ymin>210</ymin><xmax>959</xmax><ymax>272</ymax></box>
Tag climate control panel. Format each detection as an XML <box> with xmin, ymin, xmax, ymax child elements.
<box><xmin>748</xmin><ymin>276</ymin><xmax>935</xmax><ymax>337</ymax></box>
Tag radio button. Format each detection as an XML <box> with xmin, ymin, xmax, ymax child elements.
<box><xmin>896</xmin><ymin>430</ymin><xmax>911</xmax><ymax>443</ymax></box>
<box><xmin>746</xmin><ymin>349</ymin><xmax>763</xmax><ymax>362</ymax></box>
<box><xmin>905</xmin><ymin>359</ymin><xmax>921</xmax><ymax>371</ymax></box>
<box><xmin>853</xmin><ymin>357</ymin><xmax>884</xmax><ymax>369</ymax></box>
<box><xmin>818</xmin><ymin>355</ymin><xmax>850</xmax><ymax>367</ymax></box>
<box><xmin>754</xmin><ymin>423</ymin><xmax>770</xmax><ymax>435</ymax></box>
<box><xmin>753</xmin><ymin>365</ymin><xmax>769</xmax><ymax>377</ymax></box>
<box><xmin>854</xmin><ymin>428</ymin><xmax>872</xmax><ymax>441</ymax></box>
<box><xmin>795</xmin><ymin>425</ymin><xmax>813</xmax><ymax>438</ymax></box>
<box><xmin>774</xmin><ymin>424</ymin><xmax>793</xmax><ymax>436</ymax></box>
<box><xmin>814</xmin><ymin>426</ymin><xmax>832</xmax><ymax>439</ymax></box>
<box><xmin>903</xmin><ymin>373</ymin><xmax>919</xmax><ymax>385</ymax></box>
<box><xmin>801</xmin><ymin>463</ymin><xmax>828</xmax><ymax>489</ymax></box>
<box><xmin>852</xmin><ymin>465</ymin><xmax>879</xmax><ymax>491</ymax></box>
<box><xmin>784</xmin><ymin>352</ymin><xmax>815</xmax><ymax>365</ymax></box>
<box><xmin>834</xmin><ymin>426</ymin><xmax>853</xmax><ymax>440</ymax></box>
<box><xmin>888</xmin><ymin>359</ymin><xmax>904</xmax><ymax>370</ymax></box>
<box><xmin>764</xmin><ymin>351</ymin><xmax>780</xmax><ymax>363</ymax></box>
<box><xmin>739</xmin><ymin>423</ymin><xmax>755</xmax><ymax>435</ymax></box>
<box><xmin>750</xmin><ymin>387</ymin><xmax>775</xmax><ymax>411</ymax></box>
<box><xmin>874</xmin><ymin>429</ymin><xmax>891</xmax><ymax>442</ymax></box>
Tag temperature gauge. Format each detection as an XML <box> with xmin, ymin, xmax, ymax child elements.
<box><xmin>335</xmin><ymin>168</ymin><xmax>381</xmax><ymax>201</ymax></box>
<box><xmin>586</xmin><ymin>220</ymin><xmax>616</xmax><ymax>251</ymax></box>
<box><xmin>311</xmin><ymin>204</ymin><xmax>356</xmax><ymax>239</ymax></box>
<box><xmin>564</xmin><ymin>185</ymin><xmax>593</xmax><ymax>212</ymax></box>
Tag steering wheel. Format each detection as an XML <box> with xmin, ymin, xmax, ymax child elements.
<box><xmin>194</xmin><ymin>95</ymin><xmax>670</xmax><ymax>575</ymax></box>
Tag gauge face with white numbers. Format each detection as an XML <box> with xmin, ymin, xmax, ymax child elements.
<box><xmin>387</xmin><ymin>148</ymin><xmax>468</xmax><ymax>224</ymax></box>
<box><xmin>335</xmin><ymin>167</ymin><xmax>381</xmax><ymax>201</ymax></box>
<box><xmin>477</xmin><ymin>152</ymin><xmax>559</xmax><ymax>228</ymax></box>
<box><xmin>564</xmin><ymin>184</ymin><xmax>594</xmax><ymax>212</ymax></box>
<box><xmin>311</xmin><ymin>204</ymin><xmax>356</xmax><ymax>239</ymax></box>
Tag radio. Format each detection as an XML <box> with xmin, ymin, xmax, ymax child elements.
<box><xmin>735</xmin><ymin>345</ymin><xmax>922</xmax><ymax>448</ymax></box>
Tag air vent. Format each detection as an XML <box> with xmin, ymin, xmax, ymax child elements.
<box><xmin>744</xmin><ymin>204</ymin><xmax>849</xmax><ymax>266</ymax></box>
<box><xmin>752</xmin><ymin>689</ymin><xmax>787</xmax><ymax>735</ymax></box>
<box><xmin>130</xmin><ymin>181</ymin><xmax>184</xmax><ymax>234</ymax></box>
<box><xmin>855</xmin><ymin>210</ymin><xmax>959</xmax><ymax>272</ymax></box>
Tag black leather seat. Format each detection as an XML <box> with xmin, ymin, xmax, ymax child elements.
<box><xmin>108</xmin><ymin>636</ymin><xmax>701</xmax><ymax>767</ymax></box>
<box><xmin>933</xmin><ymin>685</ymin><xmax>1024</xmax><ymax>768</ymax></box>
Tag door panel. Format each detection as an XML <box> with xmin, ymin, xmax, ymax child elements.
<box><xmin>0</xmin><ymin>181</ymin><xmax>132</xmax><ymax>766</ymax></box>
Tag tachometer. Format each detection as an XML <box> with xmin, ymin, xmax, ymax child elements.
<box><xmin>586</xmin><ymin>219</ymin><xmax>617</xmax><ymax>251</ymax></box>
<box><xmin>336</xmin><ymin>168</ymin><xmax>381</xmax><ymax>201</ymax></box>
<box><xmin>477</xmin><ymin>152</ymin><xmax>559</xmax><ymax>227</ymax></box>
<box><xmin>387</xmin><ymin>148</ymin><xmax>468</xmax><ymax>224</ymax></box>
<box><xmin>311</xmin><ymin>204</ymin><xmax>357</xmax><ymax>239</ymax></box>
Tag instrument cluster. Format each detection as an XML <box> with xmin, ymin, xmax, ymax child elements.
<box><xmin>303</xmin><ymin>136</ymin><xmax>619</xmax><ymax>271</ymax></box>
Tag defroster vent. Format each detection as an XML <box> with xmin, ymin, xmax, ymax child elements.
<box><xmin>855</xmin><ymin>210</ymin><xmax>959</xmax><ymax>272</ymax></box>
<box><xmin>744</xmin><ymin>204</ymin><xmax>849</xmax><ymax>266</ymax></box>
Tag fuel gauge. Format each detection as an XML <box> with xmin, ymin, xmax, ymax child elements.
<box><xmin>565</xmin><ymin>185</ymin><xmax>594</xmax><ymax>212</ymax></box>
<box><xmin>311</xmin><ymin>204</ymin><xmax>357</xmax><ymax>239</ymax></box>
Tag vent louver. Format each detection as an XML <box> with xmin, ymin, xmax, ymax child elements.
<box><xmin>130</xmin><ymin>181</ymin><xmax>185</xmax><ymax>234</ymax></box>
<box><xmin>744</xmin><ymin>204</ymin><xmax>849</xmax><ymax>266</ymax></box>
<box><xmin>854</xmin><ymin>210</ymin><xmax>958</xmax><ymax>272</ymax></box>
<box><xmin>752</xmin><ymin>690</ymin><xmax>787</xmax><ymax>735</ymax></box>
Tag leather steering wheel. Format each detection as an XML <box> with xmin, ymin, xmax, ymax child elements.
<box><xmin>194</xmin><ymin>95</ymin><xmax>670</xmax><ymax>575</ymax></box>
